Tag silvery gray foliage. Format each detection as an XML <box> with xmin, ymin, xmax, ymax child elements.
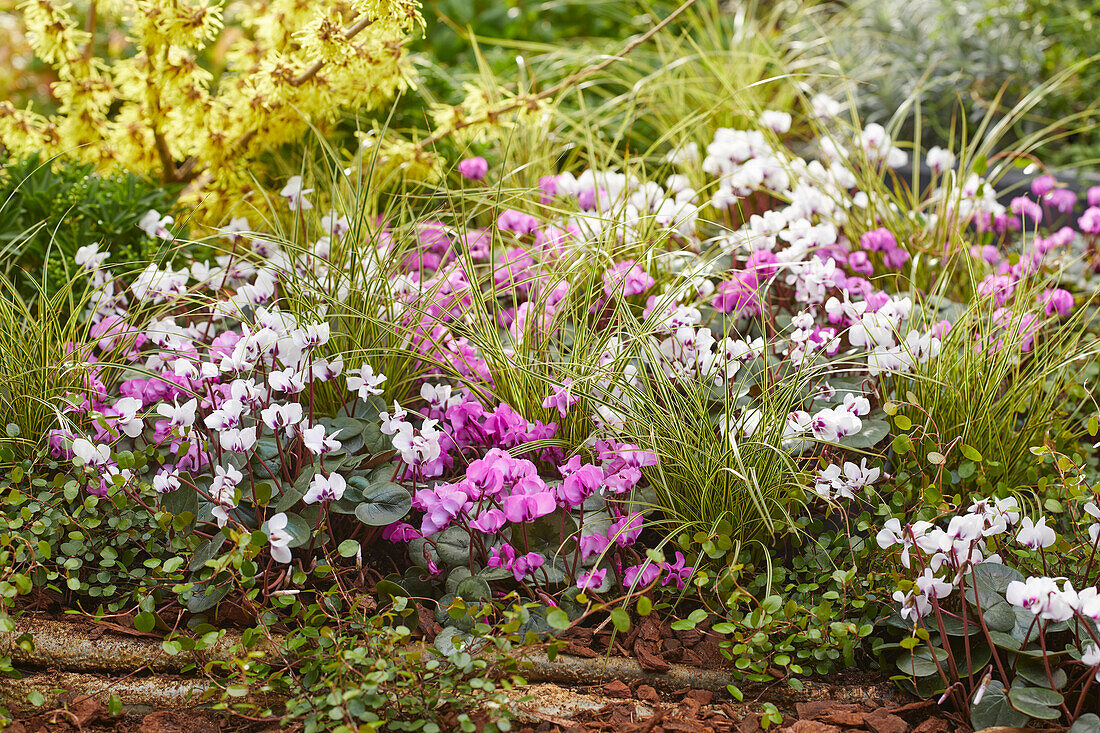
<box><xmin>821</xmin><ymin>0</ymin><xmax>1047</xmax><ymax>142</ymax></box>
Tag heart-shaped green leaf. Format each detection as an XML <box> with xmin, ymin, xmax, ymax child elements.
<box><xmin>971</xmin><ymin>681</ymin><xmax>1028</xmax><ymax>730</ymax></box>
<box><xmin>354</xmin><ymin>481</ymin><xmax>411</xmax><ymax>526</ymax></box>
<box><xmin>896</xmin><ymin>645</ymin><xmax>948</xmax><ymax>678</ymax></box>
<box><xmin>1007</xmin><ymin>685</ymin><xmax>1063</xmax><ymax>720</ymax></box>
<box><xmin>434</xmin><ymin>525</ymin><xmax>470</xmax><ymax>567</ymax></box>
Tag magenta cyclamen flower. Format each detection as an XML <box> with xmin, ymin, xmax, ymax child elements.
<box><xmin>576</xmin><ymin>568</ymin><xmax>607</xmax><ymax>590</ymax></box>
<box><xmin>556</xmin><ymin>461</ymin><xmax>602</xmax><ymax>507</ymax></box>
<box><xmin>382</xmin><ymin>522</ymin><xmax>421</xmax><ymax>543</ymax></box>
<box><xmin>661</xmin><ymin>551</ymin><xmax>694</xmax><ymax>590</ymax></box>
<box><xmin>578</xmin><ymin>533</ymin><xmax>611</xmax><ymax>560</ymax></box>
<box><xmin>415</xmin><ymin>483</ymin><xmax>470</xmax><ymax>534</ymax></box>
<box><xmin>497</xmin><ymin>209</ymin><xmax>539</xmax><ymax>236</ymax></box>
<box><xmin>1079</xmin><ymin>207</ymin><xmax>1100</xmax><ymax>235</ymax></box>
<box><xmin>608</xmin><ymin>512</ymin><xmax>644</xmax><ymax>547</ymax></box>
<box><xmin>501</xmin><ymin>489</ymin><xmax>556</xmax><ymax>523</ymax></box>
<box><xmin>1089</xmin><ymin>186</ymin><xmax>1100</xmax><ymax>208</ymax></box>
<box><xmin>930</xmin><ymin>320</ymin><xmax>952</xmax><ymax>340</ymax></box>
<box><xmin>1041</xmin><ymin>288</ymin><xmax>1074</xmax><ymax>317</ymax></box>
<box><xmin>711</xmin><ymin>272</ymin><xmax>760</xmax><ymax>316</ymax></box>
<box><xmin>487</xmin><ymin>544</ymin><xmax>516</xmax><ymax>571</ymax></box>
<box><xmin>487</xmin><ymin>544</ymin><xmax>545</xmax><ymax>581</ymax></box>
<box><xmin>1047</xmin><ymin>188</ymin><xmax>1077</xmax><ymax>214</ymax></box>
<box><xmin>469</xmin><ymin>508</ymin><xmax>507</xmax><ymax>534</ymax></box>
<box><xmin>846</xmin><ymin>250</ymin><xmax>874</xmax><ymax>276</ymax></box>
<box><xmin>1010</xmin><ymin>196</ymin><xmax>1043</xmax><ymax>224</ymax></box>
<box><xmin>1030</xmin><ymin>174</ymin><xmax>1056</xmax><ymax>197</ymax></box>
<box><xmin>541</xmin><ymin>378</ymin><xmax>579</xmax><ymax>419</ymax></box>
<box><xmin>745</xmin><ymin>249</ymin><xmax>779</xmax><ymax>279</ymax></box>
<box><xmin>882</xmin><ymin>246</ymin><xmax>910</xmax><ymax>269</ymax></box>
<box><xmin>603</xmin><ymin>260</ymin><xmax>655</xmax><ymax>299</ymax></box>
<box><xmin>992</xmin><ymin>308</ymin><xmax>1042</xmax><ymax>352</ymax></box>
<box><xmin>623</xmin><ymin>562</ymin><xmax>661</xmax><ymax>588</ymax></box>
<box><xmin>511</xmin><ymin>552</ymin><xmax>545</xmax><ymax>581</ymax></box>
<box><xmin>860</xmin><ymin>228</ymin><xmax>897</xmax><ymax>253</ymax></box>
<box><xmin>457</xmin><ymin>156</ymin><xmax>488</xmax><ymax>181</ymax></box>
<box><xmin>538</xmin><ymin>175</ymin><xmax>558</xmax><ymax>204</ymax></box>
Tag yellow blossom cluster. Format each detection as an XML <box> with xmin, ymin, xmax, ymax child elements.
<box><xmin>429</xmin><ymin>83</ymin><xmax>549</xmax><ymax>147</ymax></box>
<box><xmin>0</xmin><ymin>0</ymin><xmax>422</xmax><ymax>217</ymax></box>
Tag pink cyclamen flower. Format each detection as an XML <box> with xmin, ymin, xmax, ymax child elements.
<box><xmin>487</xmin><ymin>543</ymin><xmax>516</xmax><ymax>571</ymax></box>
<box><xmin>883</xmin><ymin>246</ymin><xmax>910</xmax><ymax>269</ymax></box>
<box><xmin>497</xmin><ymin>209</ymin><xmax>540</xmax><ymax>236</ymax></box>
<box><xmin>538</xmin><ymin>175</ymin><xmax>558</xmax><ymax>204</ymax></box>
<box><xmin>457</xmin><ymin>157</ymin><xmax>488</xmax><ymax>181</ymax></box>
<box><xmin>556</xmin><ymin>462</ymin><xmax>602</xmax><ymax>507</ymax></box>
<box><xmin>603</xmin><ymin>260</ymin><xmax>655</xmax><ymax>299</ymax></box>
<box><xmin>382</xmin><ymin>522</ymin><xmax>421</xmax><ymax>543</ymax></box>
<box><xmin>712</xmin><ymin>272</ymin><xmax>760</xmax><ymax>316</ymax></box>
<box><xmin>860</xmin><ymin>228</ymin><xmax>897</xmax><ymax>253</ymax></box>
<box><xmin>541</xmin><ymin>378</ymin><xmax>579</xmax><ymax>419</ymax></box>
<box><xmin>1030</xmin><ymin>175</ymin><xmax>1056</xmax><ymax>197</ymax></box>
<box><xmin>608</xmin><ymin>512</ymin><xmax>645</xmax><ymax>547</ymax></box>
<box><xmin>1079</xmin><ymin>207</ymin><xmax>1100</xmax><ymax>235</ymax></box>
<box><xmin>623</xmin><ymin>562</ymin><xmax>661</xmax><ymax>588</ymax></box>
<box><xmin>846</xmin><ymin>250</ymin><xmax>874</xmax><ymax>277</ymax></box>
<box><xmin>929</xmin><ymin>320</ymin><xmax>952</xmax><ymax>340</ymax></box>
<box><xmin>501</xmin><ymin>489</ymin><xmax>556</xmax><ymax>523</ymax></box>
<box><xmin>1010</xmin><ymin>196</ymin><xmax>1043</xmax><ymax>224</ymax></box>
<box><xmin>469</xmin><ymin>508</ymin><xmax>508</xmax><ymax>534</ymax></box>
<box><xmin>511</xmin><ymin>552</ymin><xmax>545</xmax><ymax>582</ymax></box>
<box><xmin>1041</xmin><ymin>288</ymin><xmax>1074</xmax><ymax>317</ymax></box>
<box><xmin>992</xmin><ymin>308</ymin><xmax>1042</xmax><ymax>352</ymax></box>
<box><xmin>576</xmin><ymin>568</ymin><xmax>607</xmax><ymax>590</ymax></box>
<box><xmin>578</xmin><ymin>533</ymin><xmax>611</xmax><ymax>560</ymax></box>
<box><xmin>1088</xmin><ymin>186</ymin><xmax>1100</xmax><ymax>208</ymax></box>
<box><xmin>661</xmin><ymin>552</ymin><xmax>694</xmax><ymax>589</ymax></box>
<box><xmin>1047</xmin><ymin>188</ymin><xmax>1077</xmax><ymax>214</ymax></box>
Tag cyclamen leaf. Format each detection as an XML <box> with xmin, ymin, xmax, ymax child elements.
<box><xmin>1007</xmin><ymin>685</ymin><xmax>1063</xmax><ymax>720</ymax></box>
<box><xmin>162</xmin><ymin>484</ymin><xmax>198</xmax><ymax>518</ymax></box>
<box><xmin>1069</xmin><ymin>714</ymin><xmax>1100</xmax><ymax>733</ymax></box>
<box><xmin>354</xmin><ymin>482</ymin><xmax>411</xmax><ymax>526</ymax></box>
<box><xmin>455</xmin><ymin>576</ymin><xmax>491</xmax><ymax>601</ymax></box>
<box><xmin>895</xmin><ymin>646</ymin><xmax>947</xmax><ymax>678</ymax></box>
<box><xmin>434</xmin><ymin>526</ymin><xmax>471</xmax><ymax>567</ymax></box>
<box><xmin>837</xmin><ymin>416</ymin><xmax>890</xmax><ymax>450</ymax></box>
<box><xmin>445</xmin><ymin>567</ymin><xmax>472</xmax><ymax>595</ymax></box>
<box><xmin>282</xmin><ymin>513</ymin><xmax>312</xmax><ymax>548</ymax></box>
<box><xmin>186</xmin><ymin>578</ymin><xmax>231</xmax><ymax>613</ymax></box>
<box><xmin>970</xmin><ymin>681</ymin><xmax>1028</xmax><ymax>730</ymax></box>
<box><xmin>188</xmin><ymin>535</ymin><xmax>226</xmax><ymax>572</ymax></box>
<box><xmin>254</xmin><ymin>438</ymin><xmax>279</xmax><ymax>462</ymax></box>
<box><xmin>272</xmin><ymin>482</ymin><xmax>305</xmax><ymax>513</ymax></box>
<box><xmin>433</xmin><ymin>626</ymin><xmax>467</xmax><ymax>655</ymax></box>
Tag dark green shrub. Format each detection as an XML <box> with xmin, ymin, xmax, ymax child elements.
<box><xmin>0</xmin><ymin>154</ymin><xmax>180</xmax><ymax>298</ymax></box>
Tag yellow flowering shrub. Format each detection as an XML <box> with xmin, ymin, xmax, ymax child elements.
<box><xmin>0</xmin><ymin>0</ymin><xmax>422</xmax><ymax>215</ymax></box>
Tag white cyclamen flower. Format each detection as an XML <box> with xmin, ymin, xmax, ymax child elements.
<box><xmin>266</xmin><ymin>513</ymin><xmax>293</xmax><ymax>563</ymax></box>
<box><xmin>305</xmin><ymin>473</ymin><xmax>347</xmax><ymax>504</ymax></box>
